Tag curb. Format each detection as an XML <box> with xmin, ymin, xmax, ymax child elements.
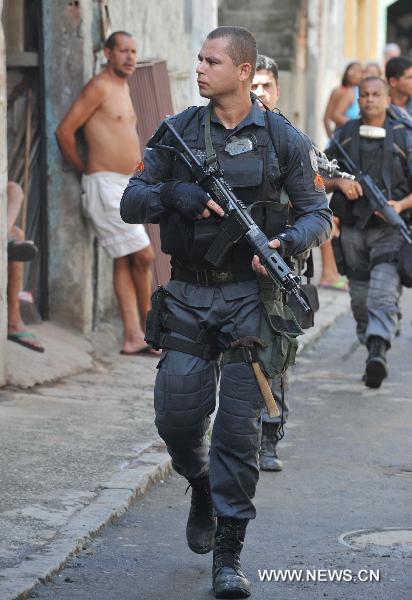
<box><xmin>0</xmin><ymin>445</ymin><xmax>172</xmax><ymax>600</ymax></box>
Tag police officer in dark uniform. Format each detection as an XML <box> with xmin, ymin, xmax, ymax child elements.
<box><xmin>325</xmin><ymin>76</ymin><xmax>412</xmax><ymax>388</ymax></box>
<box><xmin>252</xmin><ymin>54</ymin><xmax>287</xmax><ymax>472</ymax></box>
<box><xmin>121</xmin><ymin>26</ymin><xmax>331</xmax><ymax>599</ymax></box>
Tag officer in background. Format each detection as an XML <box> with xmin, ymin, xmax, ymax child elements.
<box><xmin>121</xmin><ymin>26</ymin><xmax>331</xmax><ymax>599</ymax></box>
<box><xmin>252</xmin><ymin>55</ymin><xmax>287</xmax><ymax>472</ymax></box>
<box><xmin>251</xmin><ymin>54</ymin><xmax>280</xmax><ymax>112</ymax></box>
<box><xmin>325</xmin><ymin>76</ymin><xmax>412</xmax><ymax>388</ymax></box>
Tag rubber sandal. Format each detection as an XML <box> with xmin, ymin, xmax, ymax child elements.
<box><xmin>8</xmin><ymin>240</ymin><xmax>38</xmax><ymax>262</ymax></box>
<box><xmin>7</xmin><ymin>331</ymin><xmax>45</xmax><ymax>353</ymax></box>
<box><xmin>318</xmin><ymin>277</ymin><xmax>348</xmax><ymax>292</ymax></box>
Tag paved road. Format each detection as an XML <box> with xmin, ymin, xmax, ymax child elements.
<box><xmin>31</xmin><ymin>297</ymin><xmax>412</xmax><ymax>600</ymax></box>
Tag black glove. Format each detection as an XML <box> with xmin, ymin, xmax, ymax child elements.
<box><xmin>160</xmin><ymin>181</ymin><xmax>210</xmax><ymax>220</ymax></box>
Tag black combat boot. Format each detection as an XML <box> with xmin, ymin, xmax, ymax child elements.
<box><xmin>186</xmin><ymin>474</ymin><xmax>216</xmax><ymax>554</ymax></box>
<box><xmin>212</xmin><ymin>517</ymin><xmax>251</xmax><ymax>599</ymax></box>
<box><xmin>364</xmin><ymin>335</ymin><xmax>389</xmax><ymax>388</ymax></box>
<box><xmin>259</xmin><ymin>422</ymin><xmax>283</xmax><ymax>471</ymax></box>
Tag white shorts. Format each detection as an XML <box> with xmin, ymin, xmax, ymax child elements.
<box><xmin>81</xmin><ymin>171</ymin><xmax>150</xmax><ymax>258</ymax></box>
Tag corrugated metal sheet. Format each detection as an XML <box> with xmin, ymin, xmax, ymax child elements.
<box><xmin>128</xmin><ymin>60</ymin><xmax>174</xmax><ymax>289</ymax></box>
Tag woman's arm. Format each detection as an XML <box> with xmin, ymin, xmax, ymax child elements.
<box><xmin>323</xmin><ymin>88</ymin><xmax>339</xmax><ymax>137</ymax></box>
<box><xmin>329</xmin><ymin>87</ymin><xmax>354</xmax><ymax>128</ymax></box>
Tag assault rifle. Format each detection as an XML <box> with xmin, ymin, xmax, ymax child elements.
<box><xmin>314</xmin><ymin>148</ymin><xmax>355</xmax><ymax>180</ymax></box>
<box><xmin>333</xmin><ymin>139</ymin><xmax>412</xmax><ymax>245</ymax></box>
<box><xmin>148</xmin><ymin>117</ymin><xmax>311</xmax><ymax>312</ymax></box>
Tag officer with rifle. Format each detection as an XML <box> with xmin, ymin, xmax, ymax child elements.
<box><xmin>325</xmin><ymin>76</ymin><xmax>412</xmax><ymax>389</ymax></box>
<box><xmin>251</xmin><ymin>54</ymin><xmax>287</xmax><ymax>472</ymax></box>
<box><xmin>121</xmin><ymin>26</ymin><xmax>331</xmax><ymax>599</ymax></box>
<box><xmin>251</xmin><ymin>55</ymin><xmax>348</xmax><ymax>473</ymax></box>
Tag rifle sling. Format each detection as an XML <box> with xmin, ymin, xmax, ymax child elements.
<box><xmin>204</xmin><ymin>103</ymin><xmax>220</xmax><ymax>171</ymax></box>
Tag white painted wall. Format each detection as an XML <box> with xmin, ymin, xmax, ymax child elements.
<box><xmin>305</xmin><ymin>0</ymin><xmax>345</xmax><ymax>148</ymax></box>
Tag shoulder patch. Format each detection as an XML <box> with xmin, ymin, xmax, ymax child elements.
<box><xmin>314</xmin><ymin>173</ymin><xmax>325</xmax><ymax>193</ymax></box>
<box><xmin>135</xmin><ymin>160</ymin><xmax>144</xmax><ymax>174</ymax></box>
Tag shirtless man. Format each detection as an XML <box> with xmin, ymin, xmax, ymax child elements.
<box><xmin>56</xmin><ymin>31</ymin><xmax>155</xmax><ymax>355</ymax></box>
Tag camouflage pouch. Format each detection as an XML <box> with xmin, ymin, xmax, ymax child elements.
<box><xmin>257</xmin><ymin>278</ymin><xmax>304</xmax><ymax>378</ymax></box>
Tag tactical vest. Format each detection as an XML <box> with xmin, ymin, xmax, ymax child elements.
<box><xmin>159</xmin><ymin>106</ymin><xmax>290</xmax><ymax>270</ymax></box>
<box><xmin>330</xmin><ymin>118</ymin><xmax>411</xmax><ymax>227</ymax></box>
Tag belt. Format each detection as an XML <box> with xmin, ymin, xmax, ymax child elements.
<box><xmin>171</xmin><ymin>266</ymin><xmax>257</xmax><ymax>286</ymax></box>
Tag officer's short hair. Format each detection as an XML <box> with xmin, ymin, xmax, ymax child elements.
<box><xmin>207</xmin><ymin>26</ymin><xmax>257</xmax><ymax>76</ymax></box>
<box><xmin>104</xmin><ymin>31</ymin><xmax>132</xmax><ymax>50</ymax></box>
<box><xmin>359</xmin><ymin>76</ymin><xmax>388</xmax><ymax>94</ymax></box>
<box><xmin>385</xmin><ymin>56</ymin><xmax>412</xmax><ymax>81</ymax></box>
<box><xmin>256</xmin><ymin>55</ymin><xmax>279</xmax><ymax>85</ymax></box>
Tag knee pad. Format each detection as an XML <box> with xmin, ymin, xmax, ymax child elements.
<box><xmin>154</xmin><ymin>361</ymin><xmax>216</xmax><ymax>443</ymax></box>
<box><xmin>214</xmin><ymin>363</ymin><xmax>261</xmax><ymax>455</ymax></box>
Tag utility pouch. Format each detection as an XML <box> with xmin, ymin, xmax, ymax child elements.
<box><xmin>249</xmin><ymin>201</ymin><xmax>289</xmax><ymax>239</ymax></box>
<box><xmin>205</xmin><ymin>211</ymin><xmax>245</xmax><ymax>267</ymax></box>
<box><xmin>288</xmin><ymin>284</ymin><xmax>318</xmax><ymax>329</ymax></box>
<box><xmin>257</xmin><ymin>279</ymin><xmax>303</xmax><ymax>378</ymax></box>
<box><xmin>286</xmin><ymin>252</ymin><xmax>318</xmax><ymax>329</ymax></box>
<box><xmin>331</xmin><ymin>235</ymin><xmax>346</xmax><ymax>275</ymax></box>
<box><xmin>398</xmin><ymin>239</ymin><xmax>412</xmax><ymax>288</ymax></box>
<box><xmin>160</xmin><ymin>213</ymin><xmax>194</xmax><ymax>258</ymax></box>
<box><xmin>145</xmin><ymin>286</ymin><xmax>168</xmax><ymax>349</ymax></box>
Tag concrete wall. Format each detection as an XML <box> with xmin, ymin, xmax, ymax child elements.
<box><xmin>219</xmin><ymin>0</ymin><xmax>304</xmax><ymax>71</ymax></box>
<box><xmin>109</xmin><ymin>0</ymin><xmax>217</xmax><ymax>112</ymax></box>
<box><xmin>42</xmin><ymin>0</ymin><xmax>94</xmax><ymax>333</ymax></box>
<box><xmin>218</xmin><ymin>0</ymin><xmax>347</xmax><ymax>147</ymax></box>
<box><xmin>190</xmin><ymin>1</ymin><xmax>219</xmax><ymax>103</ymax></box>
<box><xmin>218</xmin><ymin>0</ymin><xmax>307</xmax><ymax>130</ymax></box>
<box><xmin>0</xmin><ymin>0</ymin><xmax>7</xmax><ymax>385</ymax></box>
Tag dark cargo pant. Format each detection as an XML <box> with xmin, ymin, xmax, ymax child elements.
<box><xmin>340</xmin><ymin>225</ymin><xmax>402</xmax><ymax>345</ymax></box>
<box><xmin>154</xmin><ymin>280</ymin><xmax>265</xmax><ymax>520</ymax></box>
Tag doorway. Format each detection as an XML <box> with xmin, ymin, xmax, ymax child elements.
<box><xmin>4</xmin><ymin>0</ymin><xmax>48</xmax><ymax>319</ymax></box>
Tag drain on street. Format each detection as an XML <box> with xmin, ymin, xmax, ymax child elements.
<box><xmin>339</xmin><ymin>528</ymin><xmax>412</xmax><ymax>557</ymax></box>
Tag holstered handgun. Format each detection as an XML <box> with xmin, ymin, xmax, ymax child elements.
<box><xmin>145</xmin><ymin>287</ymin><xmax>168</xmax><ymax>350</ymax></box>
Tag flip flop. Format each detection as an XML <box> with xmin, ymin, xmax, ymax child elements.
<box><xmin>8</xmin><ymin>240</ymin><xmax>38</xmax><ymax>262</ymax></box>
<box><xmin>318</xmin><ymin>277</ymin><xmax>349</xmax><ymax>292</ymax></box>
<box><xmin>120</xmin><ymin>346</ymin><xmax>161</xmax><ymax>356</ymax></box>
<box><xmin>7</xmin><ymin>331</ymin><xmax>45</xmax><ymax>353</ymax></box>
